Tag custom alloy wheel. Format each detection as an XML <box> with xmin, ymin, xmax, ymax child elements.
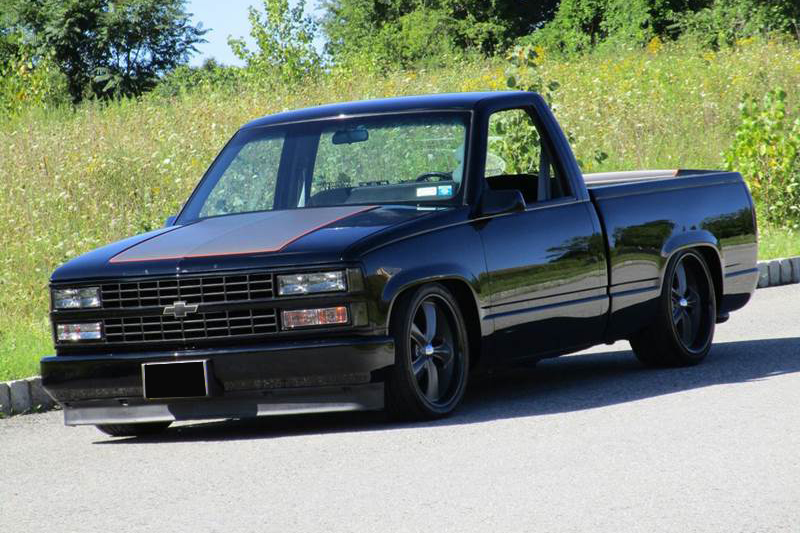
<box><xmin>669</xmin><ymin>254</ymin><xmax>714</xmax><ymax>353</ymax></box>
<box><xmin>631</xmin><ymin>250</ymin><xmax>716</xmax><ymax>367</ymax></box>
<box><xmin>386</xmin><ymin>284</ymin><xmax>469</xmax><ymax>420</ymax></box>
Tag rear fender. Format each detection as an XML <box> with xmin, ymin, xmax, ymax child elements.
<box><xmin>659</xmin><ymin>230</ymin><xmax>723</xmax><ymax>297</ymax></box>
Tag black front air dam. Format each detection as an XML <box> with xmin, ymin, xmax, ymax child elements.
<box><xmin>61</xmin><ymin>383</ymin><xmax>386</xmax><ymax>426</ymax></box>
<box><xmin>41</xmin><ymin>336</ymin><xmax>395</xmax><ymax>421</ymax></box>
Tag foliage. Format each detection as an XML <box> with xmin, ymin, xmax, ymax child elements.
<box><xmin>153</xmin><ymin>58</ymin><xmax>242</xmax><ymax>98</ymax></box>
<box><xmin>0</xmin><ymin>47</ymin><xmax>69</xmax><ymax>116</ymax></box>
<box><xmin>677</xmin><ymin>0</ymin><xmax>800</xmax><ymax>49</ymax></box>
<box><xmin>487</xmin><ymin>45</ymin><xmax>553</xmax><ymax>174</ymax></box>
<box><xmin>525</xmin><ymin>0</ymin><xmax>690</xmax><ymax>55</ymax></box>
<box><xmin>528</xmin><ymin>0</ymin><xmax>799</xmax><ymax>56</ymax></box>
<box><xmin>494</xmin><ymin>44</ymin><xmax>608</xmax><ymax>172</ymax></box>
<box><xmin>724</xmin><ymin>89</ymin><xmax>800</xmax><ymax>229</ymax></box>
<box><xmin>229</xmin><ymin>0</ymin><xmax>321</xmax><ymax>86</ymax></box>
<box><xmin>9</xmin><ymin>0</ymin><xmax>206</xmax><ymax>102</ymax></box>
<box><xmin>321</xmin><ymin>0</ymin><xmax>559</xmax><ymax>69</ymax></box>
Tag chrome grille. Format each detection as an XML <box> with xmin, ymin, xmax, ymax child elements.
<box><xmin>103</xmin><ymin>308</ymin><xmax>278</xmax><ymax>343</ymax></box>
<box><xmin>101</xmin><ymin>273</ymin><xmax>273</xmax><ymax>308</ymax></box>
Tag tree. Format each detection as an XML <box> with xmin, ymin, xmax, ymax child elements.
<box><xmin>10</xmin><ymin>0</ymin><xmax>206</xmax><ymax>102</ymax></box>
<box><xmin>228</xmin><ymin>0</ymin><xmax>321</xmax><ymax>85</ymax></box>
<box><xmin>529</xmin><ymin>0</ymin><xmax>800</xmax><ymax>55</ymax></box>
<box><xmin>321</xmin><ymin>0</ymin><xmax>560</xmax><ymax>68</ymax></box>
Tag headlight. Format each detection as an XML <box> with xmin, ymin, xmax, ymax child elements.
<box><xmin>277</xmin><ymin>271</ymin><xmax>346</xmax><ymax>296</ymax></box>
<box><xmin>53</xmin><ymin>287</ymin><xmax>101</xmax><ymax>309</ymax></box>
<box><xmin>57</xmin><ymin>323</ymin><xmax>103</xmax><ymax>341</ymax></box>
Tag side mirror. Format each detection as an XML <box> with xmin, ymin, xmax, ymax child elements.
<box><xmin>478</xmin><ymin>189</ymin><xmax>526</xmax><ymax>217</ymax></box>
<box><xmin>164</xmin><ymin>215</ymin><xmax>177</xmax><ymax>227</ymax></box>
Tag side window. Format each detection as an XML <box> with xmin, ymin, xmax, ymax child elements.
<box><xmin>200</xmin><ymin>135</ymin><xmax>284</xmax><ymax>218</ymax></box>
<box><xmin>485</xmin><ymin>108</ymin><xmax>570</xmax><ymax>203</ymax></box>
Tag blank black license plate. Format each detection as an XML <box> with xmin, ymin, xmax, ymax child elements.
<box><xmin>142</xmin><ymin>360</ymin><xmax>209</xmax><ymax>400</ymax></box>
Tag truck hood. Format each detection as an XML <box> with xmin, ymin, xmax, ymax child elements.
<box><xmin>51</xmin><ymin>205</ymin><xmax>444</xmax><ymax>281</ymax></box>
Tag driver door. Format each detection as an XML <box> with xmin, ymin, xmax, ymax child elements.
<box><xmin>478</xmin><ymin>107</ymin><xmax>608</xmax><ymax>360</ymax></box>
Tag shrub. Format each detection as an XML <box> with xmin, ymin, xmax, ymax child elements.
<box><xmin>678</xmin><ymin>0</ymin><xmax>800</xmax><ymax>49</ymax></box>
<box><xmin>0</xmin><ymin>48</ymin><xmax>69</xmax><ymax>116</ymax></box>
<box><xmin>725</xmin><ymin>88</ymin><xmax>800</xmax><ymax>229</ymax></box>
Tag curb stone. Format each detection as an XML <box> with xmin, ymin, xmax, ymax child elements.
<box><xmin>9</xmin><ymin>379</ymin><xmax>31</xmax><ymax>414</ymax></box>
<box><xmin>0</xmin><ymin>382</ymin><xmax>11</xmax><ymax>417</ymax></box>
<box><xmin>27</xmin><ymin>377</ymin><xmax>55</xmax><ymax>410</ymax></box>
<box><xmin>757</xmin><ymin>262</ymin><xmax>770</xmax><ymax>288</ymax></box>
<box><xmin>758</xmin><ymin>256</ymin><xmax>800</xmax><ymax>288</ymax></box>
<box><xmin>780</xmin><ymin>259</ymin><xmax>793</xmax><ymax>285</ymax></box>
<box><xmin>768</xmin><ymin>260</ymin><xmax>781</xmax><ymax>286</ymax></box>
<box><xmin>1</xmin><ymin>256</ymin><xmax>798</xmax><ymax>419</ymax></box>
<box><xmin>1</xmin><ymin>377</ymin><xmax>58</xmax><ymax>417</ymax></box>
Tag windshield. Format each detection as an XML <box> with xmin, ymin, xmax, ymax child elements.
<box><xmin>179</xmin><ymin>111</ymin><xmax>470</xmax><ymax>222</ymax></box>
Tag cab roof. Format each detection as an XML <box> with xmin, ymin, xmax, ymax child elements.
<box><xmin>241</xmin><ymin>91</ymin><xmax>534</xmax><ymax>129</ymax></box>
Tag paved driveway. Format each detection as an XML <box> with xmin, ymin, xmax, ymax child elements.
<box><xmin>2</xmin><ymin>285</ymin><xmax>798</xmax><ymax>532</ymax></box>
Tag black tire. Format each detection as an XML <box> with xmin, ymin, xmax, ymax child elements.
<box><xmin>96</xmin><ymin>422</ymin><xmax>172</xmax><ymax>437</ymax></box>
<box><xmin>385</xmin><ymin>283</ymin><xmax>469</xmax><ymax>420</ymax></box>
<box><xmin>630</xmin><ymin>249</ymin><xmax>716</xmax><ymax>367</ymax></box>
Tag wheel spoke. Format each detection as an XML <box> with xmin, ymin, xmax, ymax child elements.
<box><xmin>437</xmin><ymin>357</ymin><xmax>455</xmax><ymax>398</ymax></box>
<box><xmin>424</xmin><ymin>359</ymin><xmax>439</xmax><ymax>399</ymax></box>
<box><xmin>432</xmin><ymin>341</ymin><xmax>453</xmax><ymax>365</ymax></box>
<box><xmin>410</xmin><ymin>323</ymin><xmax>426</xmax><ymax>347</ymax></box>
<box><xmin>672</xmin><ymin>305</ymin><xmax>683</xmax><ymax>324</ymax></box>
<box><xmin>412</xmin><ymin>355</ymin><xmax>427</xmax><ymax>377</ymax></box>
<box><xmin>680</xmin><ymin>310</ymin><xmax>693</xmax><ymax>345</ymax></box>
<box><xmin>421</xmin><ymin>302</ymin><xmax>437</xmax><ymax>344</ymax></box>
<box><xmin>674</xmin><ymin>262</ymin><xmax>688</xmax><ymax>296</ymax></box>
<box><xmin>688</xmin><ymin>306</ymin><xmax>702</xmax><ymax>344</ymax></box>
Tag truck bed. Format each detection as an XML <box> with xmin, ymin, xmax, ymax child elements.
<box><xmin>582</xmin><ymin>168</ymin><xmax>758</xmax><ymax>338</ymax></box>
<box><xmin>584</xmin><ymin>169</ymin><xmax>725</xmax><ymax>188</ymax></box>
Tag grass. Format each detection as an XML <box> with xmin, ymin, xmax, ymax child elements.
<box><xmin>759</xmin><ymin>228</ymin><xmax>800</xmax><ymax>260</ymax></box>
<box><xmin>0</xmin><ymin>320</ymin><xmax>51</xmax><ymax>382</ymax></box>
<box><xmin>1</xmin><ymin>37</ymin><xmax>799</xmax><ymax>381</ymax></box>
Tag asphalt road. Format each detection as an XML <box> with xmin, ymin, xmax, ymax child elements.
<box><xmin>2</xmin><ymin>285</ymin><xmax>799</xmax><ymax>533</ymax></box>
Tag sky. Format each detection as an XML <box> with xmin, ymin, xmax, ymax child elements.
<box><xmin>186</xmin><ymin>0</ymin><xmax>322</xmax><ymax>67</ymax></box>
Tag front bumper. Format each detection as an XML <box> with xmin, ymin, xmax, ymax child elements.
<box><xmin>41</xmin><ymin>336</ymin><xmax>394</xmax><ymax>426</ymax></box>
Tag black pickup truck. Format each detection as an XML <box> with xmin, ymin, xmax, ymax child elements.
<box><xmin>41</xmin><ymin>91</ymin><xmax>759</xmax><ymax>436</ymax></box>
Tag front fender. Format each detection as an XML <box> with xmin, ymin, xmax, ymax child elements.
<box><xmin>381</xmin><ymin>263</ymin><xmax>483</xmax><ymax>327</ymax></box>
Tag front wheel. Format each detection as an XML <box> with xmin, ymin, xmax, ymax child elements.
<box><xmin>385</xmin><ymin>283</ymin><xmax>469</xmax><ymax>420</ymax></box>
<box><xmin>96</xmin><ymin>422</ymin><xmax>172</xmax><ymax>437</ymax></box>
<box><xmin>630</xmin><ymin>249</ymin><xmax>716</xmax><ymax>367</ymax></box>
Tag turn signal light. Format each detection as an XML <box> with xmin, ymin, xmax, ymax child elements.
<box><xmin>282</xmin><ymin>306</ymin><xmax>349</xmax><ymax>330</ymax></box>
<box><xmin>57</xmin><ymin>323</ymin><xmax>103</xmax><ymax>341</ymax></box>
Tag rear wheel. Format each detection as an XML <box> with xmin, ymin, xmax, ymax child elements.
<box><xmin>630</xmin><ymin>250</ymin><xmax>716</xmax><ymax>367</ymax></box>
<box><xmin>385</xmin><ymin>284</ymin><xmax>469</xmax><ymax>420</ymax></box>
<box><xmin>96</xmin><ymin>422</ymin><xmax>172</xmax><ymax>437</ymax></box>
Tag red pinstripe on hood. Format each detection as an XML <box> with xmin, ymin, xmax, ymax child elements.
<box><xmin>109</xmin><ymin>205</ymin><xmax>376</xmax><ymax>263</ymax></box>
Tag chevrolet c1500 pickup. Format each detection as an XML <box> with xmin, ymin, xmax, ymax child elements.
<box><xmin>41</xmin><ymin>91</ymin><xmax>759</xmax><ymax>436</ymax></box>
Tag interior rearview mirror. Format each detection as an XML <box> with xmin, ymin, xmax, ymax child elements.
<box><xmin>478</xmin><ymin>189</ymin><xmax>526</xmax><ymax>217</ymax></box>
<box><xmin>332</xmin><ymin>127</ymin><xmax>368</xmax><ymax>144</ymax></box>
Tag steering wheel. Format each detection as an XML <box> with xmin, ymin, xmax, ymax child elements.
<box><xmin>415</xmin><ymin>171</ymin><xmax>452</xmax><ymax>183</ymax></box>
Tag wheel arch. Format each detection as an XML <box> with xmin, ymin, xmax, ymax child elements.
<box><xmin>660</xmin><ymin>239</ymin><xmax>723</xmax><ymax>312</ymax></box>
<box><xmin>384</xmin><ymin>272</ymin><xmax>484</xmax><ymax>369</ymax></box>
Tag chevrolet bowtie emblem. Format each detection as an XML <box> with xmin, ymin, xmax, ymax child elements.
<box><xmin>163</xmin><ymin>300</ymin><xmax>198</xmax><ymax>318</ymax></box>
